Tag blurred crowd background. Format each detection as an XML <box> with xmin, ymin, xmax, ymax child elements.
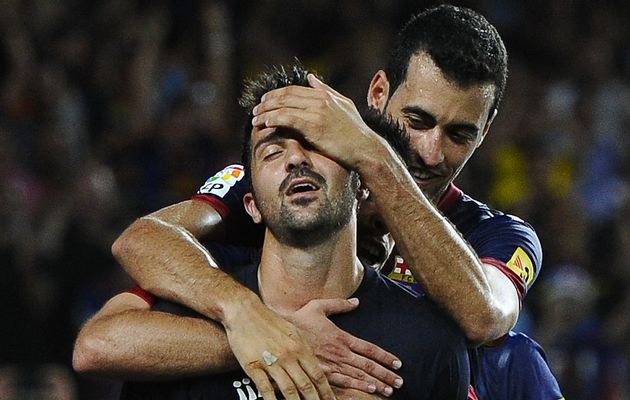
<box><xmin>1</xmin><ymin>0</ymin><xmax>629</xmax><ymax>398</ymax></box>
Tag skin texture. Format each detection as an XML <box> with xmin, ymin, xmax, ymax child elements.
<box><xmin>74</xmin><ymin>128</ymin><xmax>402</xmax><ymax>399</ymax></box>
<box><xmin>251</xmin><ymin>53</ymin><xmax>520</xmax><ymax>343</ymax></box>
<box><xmin>74</xmin><ymin>53</ymin><xmax>517</xmax><ymax>398</ymax></box>
<box><xmin>237</xmin><ymin>125</ymin><xmax>385</xmax><ymax>399</ymax></box>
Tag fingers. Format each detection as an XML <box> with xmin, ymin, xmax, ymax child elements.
<box><xmin>299</xmin><ymin>356</ymin><xmax>336</xmax><ymax>400</ymax></box>
<box><xmin>327</xmin><ymin>369</ymin><xmax>381</xmax><ymax>396</ymax></box>
<box><xmin>252</xmin><ymin>108</ymin><xmax>319</xmax><ymax>130</ymax></box>
<box><xmin>348</xmin><ymin>336</ymin><xmax>403</xmax><ymax>373</ymax></box>
<box><xmin>253</xmin><ymin>85</ymin><xmax>324</xmax><ymax>116</ymax></box>
<box><xmin>247</xmin><ymin>354</ymin><xmax>335</xmax><ymax>400</ymax></box>
<box><xmin>307</xmin><ymin>73</ymin><xmax>344</xmax><ymax>98</ymax></box>
<box><xmin>338</xmin><ymin>353</ymin><xmax>402</xmax><ymax>397</ymax></box>
<box><xmin>246</xmin><ymin>367</ymin><xmax>278</xmax><ymax>400</ymax></box>
<box><xmin>306</xmin><ymin>298</ymin><xmax>360</xmax><ymax>317</ymax></box>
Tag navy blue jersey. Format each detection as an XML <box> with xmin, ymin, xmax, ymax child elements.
<box><xmin>190</xmin><ymin>164</ymin><xmax>554</xmax><ymax>400</ymax></box>
<box><xmin>192</xmin><ymin>165</ymin><xmax>542</xmax><ymax>301</ymax></box>
<box><xmin>122</xmin><ymin>266</ymin><xmax>470</xmax><ymax>400</ymax></box>
<box><xmin>470</xmin><ymin>332</ymin><xmax>564</xmax><ymax>400</ymax></box>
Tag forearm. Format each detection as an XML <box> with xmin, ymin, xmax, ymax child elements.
<box><xmin>112</xmin><ymin>206</ymin><xmax>261</xmax><ymax>323</ymax></box>
<box><xmin>74</xmin><ymin>308</ymin><xmax>237</xmax><ymax>380</ymax></box>
<box><xmin>356</xmin><ymin>140</ymin><xmax>515</xmax><ymax>343</ymax></box>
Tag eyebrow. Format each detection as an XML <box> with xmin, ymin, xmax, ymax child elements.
<box><xmin>252</xmin><ymin>129</ymin><xmax>285</xmax><ymax>156</ymax></box>
<box><xmin>401</xmin><ymin>105</ymin><xmax>480</xmax><ymax>134</ymax></box>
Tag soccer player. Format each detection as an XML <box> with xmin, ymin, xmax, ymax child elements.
<box><xmin>77</xmin><ymin>65</ymin><xmax>470</xmax><ymax>400</ymax></box>
<box><xmin>76</xmin><ymin>5</ymin><xmax>562</xmax><ymax>399</ymax></box>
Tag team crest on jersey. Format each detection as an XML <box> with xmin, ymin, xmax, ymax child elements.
<box><xmin>387</xmin><ymin>256</ymin><xmax>419</xmax><ymax>293</ymax></box>
<box><xmin>198</xmin><ymin>165</ymin><xmax>245</xmax><ymax>198</ymax></box>
<box><xmin>506</xmin><ymin>246</ymin><xmax>534</xmax><ymax>287</ymax></box>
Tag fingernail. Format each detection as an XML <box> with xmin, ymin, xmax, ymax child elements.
<box><xmin>394</xmin><ymin>378</ymin><xmax>403</xmax><ymax>388</ymax></box>
<box><xmin>348</xmin><ymin>297</ymin><xmax>359</xmax><ymax>305</ymax></box>
<box><xmin>367</xmin><ymin>384</ymin><xmax>376</xmax><ymax>393</ymax></box>
<box><xmin>384</xmin><ymin>386</ymin><xmax>393</xmax><ymax>396</ymax></box>
<box><xmin>392</xmin><ymin>360</ymin><xmax>402</xmax><ymax>369</ymax></box>
<box><xmin>252</xmin><ymin>116</ymin><xmax>258</xmax><ymax>124</ymax></box>
<box><xmin>261</xmin><ymin>93</ymin><xmax>267</xmax><ymax>101</ymax></box>
<box><xmin>253</xmin><ymin>105</ymin><xmax>259</xmax><ymax>115</ymax></box>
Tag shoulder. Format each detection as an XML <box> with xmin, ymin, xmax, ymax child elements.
<box><xmin>445</xmin><ymin>188</ymin><xmax>537</xmax><ymax>240</ymax></box>
<box><xmin>362</xmin><ymin>269</ymin><xmax>466</xmax><ymax>345</ymax></box>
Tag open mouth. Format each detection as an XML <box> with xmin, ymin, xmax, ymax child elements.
<box><xmin>286</xmin><ymin>178</ymin><xmax>320</xmax><ymax>196</ymax></box>
<box><xmin>408</xmin><ymin>166</ymin><xmax>444</xmax><ymax>187</ymax></box>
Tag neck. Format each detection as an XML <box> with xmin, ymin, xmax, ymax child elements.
<box><xmin>257</xmin><ymin>219</ymin><xmax>364</xmax><ymax>316</ymax></box>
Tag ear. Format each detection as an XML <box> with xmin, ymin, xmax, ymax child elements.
<box><xmin>367</xmin><ymin>70</ymin><xmax>390</xmax><ymax>111</ymax></box>
<box><xmin>477</xmin><ymin>108</ymin><xmax>498</xmax><ymax>148</ymax></box>
<box><xmin>243</xmin><ymin>192</ymin><xmax>263</xmax><ymax>224</ymax></box>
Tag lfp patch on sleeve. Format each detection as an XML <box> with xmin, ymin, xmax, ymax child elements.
<box><xmin>198</xmin><ymin>165</ymin><xmax>245</xmax><ymax>198</ymax></box>
<box><xmin>506</xmin><ymin>246</ymin><xmax>534</xmax><ymax>287</ymax></box>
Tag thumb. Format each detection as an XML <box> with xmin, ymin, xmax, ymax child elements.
<box><xmin>307</xmin><ymin>73</ymin><xmax>343</xmax><ymax>97</ymax></box>
<box><xmin>308</xmin><ymin>297</ymin><xmax>360</xmax><ymax>316</ymax></box>
<box><xmin>307</xmin><ymin>73</ymin><xmax>325</xmax><ymax>89</ymax></box>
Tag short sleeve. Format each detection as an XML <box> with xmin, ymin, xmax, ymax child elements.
<box><xmin>192</xmin><ymin>164</ymin><xmax>250</xmax><ymax>221</ymax></box>
<box><xmin>192</xmin><ymin>164</ymin><xmax>264</xmax><ymax>246</ymax></box>
<box><xmin>468</xmin><ymin>216</ymin><xmax>542</xmax><ymax>300</ymax></box>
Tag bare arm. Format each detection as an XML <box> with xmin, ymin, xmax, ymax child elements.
<box><xmin>356</xmin><ymin>142</ymin><xmax>519</xmax><ymax>344</ymax></box>
<box><xmin>252</xmin><ymin>76</ymin><xmax>519</xmax><ymax>344</ymax></box>
<box><xmin>112</xmin><ymin>199</ymin><xmax>400</xmax><ymax>397</ymax></box>
<box><xmin>112</xmin><ymin>200</ymin><xmax>336</xmax><ymax>399</ymax></box>
<box><xmin>72</xmin><ymin>292</ymin><xmax>235</xmax><ymax>380</ymax></box>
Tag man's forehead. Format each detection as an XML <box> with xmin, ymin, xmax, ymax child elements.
<box><xmin>392</xmin><ymin>54</ymin><xmax>496</xmax><ymax>125</ymax></box>
<box><xmin>253</xmin><ymin>127</ymin><xmax>301</xmax><ymax>145</ymax></box>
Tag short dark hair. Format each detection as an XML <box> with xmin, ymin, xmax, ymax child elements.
<box><xmin>361</xmin><ymin>106</ymin><xmax>411</xmax><ymax>165</ymax></box>
<box><xmin>238</xmin><ymin>65</ymin><xmax>412</xmax><ymax>194</ymax></box>
<box><xmin>385</xmin><ymin>4</ymin><xmax>508</xmax><ymax>115</ymax></box>
<box><xmin>238</xmin><ymin>64</ymin><xmax>315</xmax><ymax>183</ymax></box>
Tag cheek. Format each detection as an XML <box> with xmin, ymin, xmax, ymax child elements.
<box><xmin>444</xmin><ymin>142</ymin><xmax>476</xmax><ymax>169</ymax></box>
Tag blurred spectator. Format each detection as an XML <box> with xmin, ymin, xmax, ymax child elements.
<box><xmin>0</xmin><ymin>0</ymin><xmax>629</xmax><ymax>398</ymax></box>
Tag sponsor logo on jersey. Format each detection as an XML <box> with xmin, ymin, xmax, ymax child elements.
<box><xmin>198</xmin><ymin>164</ymin><xmax>245</xmax><ymax>198</ymax></box>
<box><xmin>232</xmin><ymin>377</ymin><xmax>261</xmax><ymax>400</ymax></box>
<box><xmin>506</xmin><ymin>246</ymin><xmax>534</xmax><ymax>287</ymax></box>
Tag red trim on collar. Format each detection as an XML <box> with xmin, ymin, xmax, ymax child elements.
<box><xmin>436</xmin><ymin>183</ymin><xmax>462</xmax><ymax>213</ymax></box>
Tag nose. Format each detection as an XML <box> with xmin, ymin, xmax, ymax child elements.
<box><xmin>410</xmin><ymin>128</ymin><xmax>445</xmax><ymax>167</ymax></box>
<box><xmin>284</xmin><ymin>140</ymin><xmax>313</xmax><ymax>171</ymax></box>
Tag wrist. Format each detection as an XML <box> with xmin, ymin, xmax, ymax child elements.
<box><xmin>216</xmin><ymin>287</ymin><xmax>263</xmax><ymax>328</ymax></box>
<box><xmin>355</xmin><ymin>135</ymin><xmax>400</xmax><ymax>184</ymax></box>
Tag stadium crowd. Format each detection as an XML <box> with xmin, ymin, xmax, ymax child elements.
<box><xmin>0</xmin><ymin>0</ymin><xmax>629</xmax><ymax>398</ymax></box>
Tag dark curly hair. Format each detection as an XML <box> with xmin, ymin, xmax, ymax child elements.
<box><xmin>385</xmin><ymin>4</ymin><xmax>508</xmax><ymax>117</ymax></box>
<box><xmin>238</xmin><ymin>63</ymin><xmax>316</xmax><ymax>184</ymax></box>
<box><xmin>238</xmin><ymin>64</ymin><xmax>413</xmax><ymax>188</ymax></box>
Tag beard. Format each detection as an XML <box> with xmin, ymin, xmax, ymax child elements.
<box><xmin>259</xmin><ymin>169</ymin><xmax>359</xmax><ymax>248</ymax></box>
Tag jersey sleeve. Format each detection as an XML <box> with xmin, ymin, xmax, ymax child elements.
<box><xmin>507</xmin><ymin>333</ymin><xmax>564</xmax><ymax>399</ymax></box>
<box><xmin>472</xmin><ymin>332</ymin><xmax>564</xmax><ymax>399</ymax></box>
<box><xmin>192</xmin><ymin>164</ymin><xmax>264</xmax><ymax>246</ymax></box>
<box><xmin>427</xmin><ymin>329</ymin><xmax>471</xmax><ymax>400</ymax></box>
<box><xmin>192</xmin><ymin>164</ymin><xmax>250</xmax><ymax>221</ymax></box>
<box><xmin>122</xmin><ymin>285</ymin><xmax>155</xmax><ymax>306</ymax></box>
<box><xmin>468</xmin><ymin>216</ymin><xmax>542</xmax><ymax>301</ymax></box>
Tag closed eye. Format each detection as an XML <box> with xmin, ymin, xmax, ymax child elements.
<box><xmin>447</xmin><ymin>128</ymin><xmax>478</xmax><ymax>145</ymax></box>
<box><xmin>261</xmin><ymin>144</ymin><xmax>284</xmax><ymax>160</ymax></box>
<box><xmin>406</xmin><ymin>115</ymin><xmax>434</xmax><ymax>131</ymax></box>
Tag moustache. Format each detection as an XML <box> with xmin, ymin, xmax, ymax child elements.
<box><xmin>278</xmin><ymin>167</ymin><xmax>326</xmax><ymax>194</ymax></box>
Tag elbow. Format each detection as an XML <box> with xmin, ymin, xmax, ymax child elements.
<box><xmin>462</xmin><ymin>321</ymin><xmax>498</xmax><ymax>346</ymax></box>
<box><xmin>72</xmin><ymin>334</ymin><xmax>110</xmax><ymax>376</ymax></box>
<box><xmin>461</xmin><ymin>310</ymin><xmax>513</xmax><ymax>346</ymax></box>
<box><xmin>111</xmin><ymin>221</ymin><xmax>141</xmax><ymax>262</ymax></box>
